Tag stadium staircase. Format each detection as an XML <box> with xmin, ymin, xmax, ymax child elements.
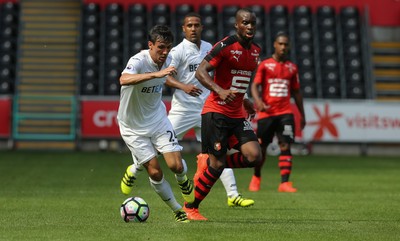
<box><xmin>13</xmin><ymin>0</ymin><xmax>81</xmax><ymax>150</ymax></box>
<box><xmin>371</xmin><ymin>41</ymin><xmax>400</xmax><ymax>101</ymax></box>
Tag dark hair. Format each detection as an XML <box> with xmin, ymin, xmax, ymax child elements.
<box><xmin>274</xmin><ymin>31</ymin><xmax>289</xmax><ymax>41</ymax></box>
<box><xmin>148</xmin><ymin>25</ymin><xmax>174</xmax><ymax>44</ymax></box>
<box><xmin>235</xmin><ymin>8</ymin><xmax>254</xmax><ymax>19</ymax></box>
<box><xmin>183</xmin><ymin>12</ymin><xmax>202</xmax><ymax>25</ymax></box>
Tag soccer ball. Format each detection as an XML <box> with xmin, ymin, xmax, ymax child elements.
<box><xmin>120</xmin><ymin>197</ymin><xmax>150</xmax><ymax>222</ymax></box>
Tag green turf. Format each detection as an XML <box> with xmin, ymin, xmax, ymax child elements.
<box><xmin>0</xmin><ymin>151</ymin><xmax>399</xmax><ymax>241</ymax></box>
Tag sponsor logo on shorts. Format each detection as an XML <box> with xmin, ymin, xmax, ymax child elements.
<box><xmin>243</xmin><ymin>120</ymin><xmax>253</xmax><ymax>131</ymax></box>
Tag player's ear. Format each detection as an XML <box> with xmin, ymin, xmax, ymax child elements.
<box><xmin>148</xmin><ymin>41</ymin><xmax>153</xmax><ymax>49</ymax></box>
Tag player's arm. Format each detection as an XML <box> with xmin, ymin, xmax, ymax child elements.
<box><xmin>195</xmin><ymin>60</ymin><xmax>237</xmax><ymax>103</ymax></box>
<box><xmin>292</xmin><ymin>88</ymin><xmax>306</xmax><ymax>130</ymax></box>
<box><xmin>119</xmin><ymin>66</ymin><xmax>177</xmax><ymax>86</ymax></box>
<box><xmin>165</xmin><ymin>75</ymin><xmax>202</xmax><ymax>97</ymax></box>
<box><xmin>243</xmin><ymin>96</ymin><xmax>256</xmax><ymax>120</ymax></box>
<box><xmin>250</xmin><ymin>66</ymin><xmax>269</xmax><ymax>112</ymax></box>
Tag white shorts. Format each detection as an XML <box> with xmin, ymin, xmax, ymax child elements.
<box><xmin>168</xmin><ymin>112</ymin><xmax>201</xmax><ymax>141</ymax></box>
<box><xmin>119</xmin><ymin>118</ymin><xmax>183</xmax><ymax>165</ymax></box>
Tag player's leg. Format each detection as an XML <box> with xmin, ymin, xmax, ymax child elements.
<box><xmin>249</xmin><ymin>117</ymin><xmax>275</xmax><ymax>191</ymax></box>
<box><xmin>155</xmin><ymin>118</ymin><xmax>194</xmax><ymax>203</ymax></box>
<box><xmin>143</xmin><ymin>158</ymin><xmax>189</xmax><ymax>223</ymax></box>
<box><xmin>276</xmin><ymin>114</ymin><xmax>297</xmax><ymax>193</ymax></box>
<box><xmin>121</xmin><ymin>155</ymin><xmax>144</xmax><ymax>195</ymax></box>
<box><xmin>184</xmin><ymin>113</ymin><xmax>228</xmax><ymax>220</ymax></box>
<box><xmin>221</xmin><ymin>144</ymin><xmax>254</xmax><ymax>207</ymax></box>
<box><xmin>224</xmin><ymin>118</ymin><xmax>261</xmax><ymax>169</ymax></box>
<box><xmin>118</xmin><ymin>121</ymin><xmax>146</xmax><ymax>195</ymax></box>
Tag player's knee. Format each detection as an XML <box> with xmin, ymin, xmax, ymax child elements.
<box><xmin>147</xmin><ymin>168</ymin><xmax>163</xmax><ymax>181</ymax></box>
<box><xmin>245</xmin><ymin>149</ymin><xmax>262</xmax><ymax>167</ymax></box>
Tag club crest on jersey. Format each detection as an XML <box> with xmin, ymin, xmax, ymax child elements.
<box><xmin>214</xmin><ymin>142</ymin><xmax>221</xmax><ymax>151</ymax></box>
<box><xmin>285</xmin><ymin>63</ymin><xmax>295</xmax><ymax>73</ymax></box>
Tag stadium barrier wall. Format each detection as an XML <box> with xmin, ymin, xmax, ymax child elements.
<box><xmin>79</xmin><ymin>98</ymin><xmax>400</xmax><ymax>143</ymax></box>
<box><xmin>0</xmin><ymin>96</ymin><xmax>11</xmax><ymax>138</ymax></box>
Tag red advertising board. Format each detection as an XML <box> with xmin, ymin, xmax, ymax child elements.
<box><xmin>81</xmin><ymin>100</ymin><xmax>120</xmax><ymax>138</ymax></box>
<box><xmin>80</xmin><ymin>99</ymin><xmax>301</xmax><ymax>140</ymax></box>
<box><xmin>80</xmin><ymin>99</ymin><xmax>196</xmax><ymax>139</ymax></box>
<box><xmin>0</xmin><ymin>97</ymin><xmax>11</xmax><ymax>137</ymax></box>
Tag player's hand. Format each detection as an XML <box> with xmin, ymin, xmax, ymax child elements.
<box><xmin>255</xmin><ymin>99</ymin><xmax>270</xmax><ymax>112</ymax></box>
<box><xmin>157</xmin><ymin>66</ymin><xmax>177</xmax><ymax>78</ymax></box>
<box><xmin>184</xmin><ymin>84</ymin><xmax>203</xmax><ymax>97</ymax></box>
<box><xmin>243</xmin><ymin>99</ymin><xmax>256</xmax><ymax>120</ymax></box>
<box><xmin>218</xmin><ymin>89</ymin><xmax>237</xmax><ymax>103</ymax></box>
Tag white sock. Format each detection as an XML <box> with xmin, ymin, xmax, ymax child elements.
<box><xmin>220</xmin><ymin>168</ymin><xmax>239</xmax><ymax>198</ymax></box>
<box><xmin>128</xmin><ymin>159</ymin><xmax>144</xmax><ymax>177</ymax></box>
<box><xmin>175</xmin><ymin>158</ymin><xmax>188</xmax><ymax>183</ymax></box>
<box><xmin>149</xmin><ymin>176</ymin><xmax>182</xmax><ymax>212</ymax></box>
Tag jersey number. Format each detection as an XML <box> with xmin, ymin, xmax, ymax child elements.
<box><xmin>269</xmin><ymin>83</ymin><xmax>289</xmax><ymax>97</ymax></box>
<box><xmin>167</xmin><ymin>130</ymin><xmax>177</xmax><ymax>143</ymax></box>
<box><xmin>230</xmin><ymin>76</ymin><xmax>250</xmax><ymax>93</ymax></box>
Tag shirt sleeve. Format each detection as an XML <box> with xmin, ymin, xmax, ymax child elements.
<box><xmin>122</xmin><ymin>56</ymin><xmax>142</xmax><ymax>75</ymax></box>
<box><xmin>253</xmin><ymin>62</ymin><xmax>266</xmax><ymax>85</ymax></box>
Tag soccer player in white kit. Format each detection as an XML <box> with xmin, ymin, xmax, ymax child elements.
<box><xmin>166</xmin><ymin>13</ymin><xmax>254</xmax><ymax>207</ymax></box>
<box><xmin>118</xmin><ymin>25</ymin><xmax>194</xmax><ymax>223</ymax></box>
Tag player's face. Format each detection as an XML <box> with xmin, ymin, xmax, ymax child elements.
<box><xmin>274</xmin><ymin>36</ymin><xmax>290</xmax><ymax>58</ymax></box>
<box><xmin>235</xmin><ymin>11</ymin><xmax>257</xmax><ymax>42</ymax></box>
<box><xmin>182</xmin><ymin>16</ymin><xmax>203</xmax><ymax>45</ymax></box>
<box><xmin>148</xmin><ymin>39</ymin><xmax>173</xmax><ymax>66</ymax></box>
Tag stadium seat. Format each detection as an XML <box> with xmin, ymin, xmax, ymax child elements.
<box><xmin>301</xmin><ymin>80</ymin><xmax>317</xmax><ymax>98</ymax></box>
<box><xmin>198</xmin><ymin>4</ymin><xmax>218</xmax><ymax>43</ymax></box>
<box><xmin>103</xmin><ymin>3</ymin><xmax>124</xmax><ymax>95</ymax></box>
<box><xmin>174</xmin><ymin>4</ymin><xmax>194</xmax><ymax>41</ymax></box>
<box><xmin>347</xmin><ymin>83</ymin><xmax>365</xmax><ymax>99</ymax></box>
<box><xmin>0</xmin><ymin>1</ymin><xmax>19</xmax><ymax>94</ymax></box>
<box><xmin>80</xmin><ymin>3</ymin><xmax>100</xmax><ymax>95</ymax></box>
<box><xmin>222</xmin><ymin>5</ymin><xmax>240</xmax><ymax>37</ymax></box>
<box><xmin>152</xmin><ymin>4</ymin><xmax>171</xmax><ymax>26</ymax></box>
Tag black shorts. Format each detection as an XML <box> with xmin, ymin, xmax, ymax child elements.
<box><xmin>201</xmin><ymin>112</ymin><xmax>258</xmax><ymax>158</ymax></box>
<box><xmin>257</xmin><ymin>114</ymin><xmax>295</xmax><ymax>146</ymax></box>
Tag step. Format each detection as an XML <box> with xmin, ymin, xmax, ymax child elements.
<box><xmin>15</xmin><ymin>141</ymin><xmax>75</xmax><ymax>150</ymax></box>
<box><xmin>18</xmin><ymin>77</ymin><xmax>76</xmax><ymax>85</ymax></box>
<box><xmin>372</xmin><ymin>42</ymin><xmax>400</xmax><ymax>55</ymax></box>
<box><xmin>20</xmin><ymin>43</ymin><xmax>76</xmax><ymax>51</ymax></box>
<box><xmin>21</xmin><ymin>15</ymin><xmax>80</xmax><ymax>22</ymax></box>
<box><xmin>19</xmin><ymin>69</ymin><xmax>76</xmax><ymax>76</ymax></box>
<box><xmin>18</xmin><ymin>84</ymin><xmax>76</xmax><ymax>92</ymax></box>
<box><xmin>374</xmin><ymin>69</ymin><xmax>400</xmax><ymax>77</ymax></box>
<box><xmin>21</xmin><ymin>64</ymin><xmax>77</xmax><ymax>71</ymax></box>
<box><xmin>371</xmin><ymin>42</ymin><xmax>400</xmax><ymax>49</ymax></box>
<box><xmin>18</xmin><ymin>126</ymin><xmax>72</xmax><ymax>134</ymax></box>
<box><xmin>373</xmin><ymin>56</ymin><xmax>400</xmax><ymax>68</ymax></box>
<box><xmin>375</xmin><ymin>96</ymin><xmax>400</xmax><ymax>101</ymax></box>
<box><xmin>374</xmin><ymin>82</ymin><xmax>400</xmax><ymax>91</ymax></box>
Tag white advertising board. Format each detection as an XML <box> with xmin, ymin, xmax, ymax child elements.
<box><xmin>302</xmin><ymin>100</ymin><xmax>400</xmax><ymax>143</ymax></box>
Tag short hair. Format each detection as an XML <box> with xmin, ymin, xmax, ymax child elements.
<box><xmin>182</xmin><ymin>12</ymin><xmax>202</xmax><ymax>25</ymax></box>
<box><xmin>235</xmin><ymin>8</ymin><xmax>254</xmax><ymax>19</ymax></box>
<box><xmin>274</xmin><ymin>31</ymin><xmax>290</xmax><ymax>41</ymax></box>
<box><xmin>148</xmin><ymin>25</ymin><xmax>174</xmax><ymax>44</ymax></box>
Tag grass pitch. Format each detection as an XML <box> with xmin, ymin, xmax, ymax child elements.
<box><xmin>0</xmin><ymin>151</ymin><xmax>399</xmax><ymax>241</ymax></box>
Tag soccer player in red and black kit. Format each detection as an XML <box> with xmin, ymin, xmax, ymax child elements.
<box><xmin>248</xmin><ymin>32</ymin><xmax>306</xmax><ymax>193</ymax></box>
<box><xmin>183</xmin><ymin>8</ymin><xmax>262</xmax><ymax>221</ymax></box>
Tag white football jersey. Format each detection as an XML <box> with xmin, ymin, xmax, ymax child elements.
<box><xmin>117</xmin><ymin>50</ymin><xmax>171</xmax><ymax>134</ymax></box>
<box><xmin>168</xmin><ymin>38</ymin><xmax>212</xmax><ymax>114</ymax></box>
